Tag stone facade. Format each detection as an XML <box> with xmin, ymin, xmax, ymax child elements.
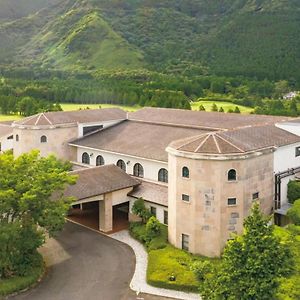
<box><xmin>167</xmin><ymin>148</ymin><xmax>274</xmax><ymax>257</ymax></box>
<box><xmin>13</xmin><ymin>125</ymin><xmax>78</xmax><ymax>161</ymax></box>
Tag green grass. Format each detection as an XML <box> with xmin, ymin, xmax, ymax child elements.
<box><xmin>0</xmin><ymin>114</ymin><xmax>22</xmax><ymax>121</ymax></box>
<box><xmin>60</xmin><ymin>103</ymin><xmax>141</xmax><ymax>112</ymax></box>
<box><xmin>129</xmin><ymin>221</ymin><xmax>220</xmax><ymax>293</ymax></box>
<box><xmin>191</xmin><ymin>100</ymin><xmax>253</xmax><ymax>113</ymax></box>
<box><xmin>0</xmin><ymin>253</ymin><xmax>44</xmax><ymax>297</ymax></box>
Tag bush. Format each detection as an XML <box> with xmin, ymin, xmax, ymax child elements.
<box><xmin>191</xmin><ymin>260</ymin><xmax>213</xmax><ymax>281</ymax></box>
<box><xmin>287</xmin><ymin>180</ymin><xmax>300</xmax><ymax>204</ymax></box>
<box><xmin>0</xmin><ymin>252</ymin><xmax>44</xmax><ymax>297</ymax></box>
<box><xmin>131</xmin><ymin>198</ymin><xmax>151</xmax><ymax>223</ymax></box>
<box><xmin>146</xmin><ymin>217</ymin><xmax>161</xmax><ymax>239</ymax></box>
<box><xmin>287</xmin><ymin>200</ymin><xmax>300</xmax><ymax>225</ymax></box>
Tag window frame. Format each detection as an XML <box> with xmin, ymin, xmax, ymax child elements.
<box><xmin>117</xmin><ymin>159</ymin><xmax>126</xmax><ymax>172</ymax></box>
<box><xmin>133</xmin><ymin>163</ymin><xmax>144</xmax><ymax>178</ymax></box>
<box><xmin>227</xmin><ymin>197</ymin><xmax>237</xmax><ymax>206</ymax></box>
<box><xmin>158</xmin><ymin>168</ymin><xmax>168</xmax><ymax>183</ymax></box>
<box><xmin>181</xmin><ymin>194</ymin><xmax>190</xmax><ymax>202</ymax></box>
<box><xmin>16</xmin><ymin>134</ymin><xmax>19</xmax><ymax>142</ymax></box>
<box><xmin>96</xmin><ymin>155</ymin><xmax>105</xmax><ymax>166</ymax></box>
<box><xmin>182</xmin><ymin>166</ymin><xmax>190</xmax><ymax>178</ymax></box>
<box><xmin>163</xmin><ymin>210</ymin><xmax>168</xmax><ymax>225</ymax></box>
<box><xmin>182</xmin><ymin>234</ymin><xmax>189</xmax><ymax>251</ymax></box>
<box><xmin>227</xmin><ymin>169</ymin><xmax>237</xmax><ymax>181</ymax></box>
<box><xmin>295</xmin><ymin>146</ymin><xmax>300</xmax><ymax>157</ymax></box>
<box><xmin>40</xmin><ymin>135</ymin><xmax>47</xmax><ymax>143</ymax></box>
<box><xmin>252</xmin><ymin>192</ymin><xmax>259</xmax><ymax>201</ymax></box>
<box><xmin>150</xmin><ymin>206</ymin><xmax>157</xmax><ymax>217</ymax></box>
<box><xmin>82</xmin><ymin>152</ymin><xmax>90</xmax><ymax>165</ymax></box>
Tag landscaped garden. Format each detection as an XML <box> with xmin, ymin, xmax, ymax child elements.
<box><xmin>129</xmin><ymin>198</ymin><xmax>300</xmax><ymax>299</ymax></box>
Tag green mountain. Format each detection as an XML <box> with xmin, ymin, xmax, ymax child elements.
<box><xmin>0</xmin><ymin>0</ymin><xmax>299</xmax><ymax>81</ymax></box>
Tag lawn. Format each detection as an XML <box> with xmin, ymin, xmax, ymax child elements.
<box><xmin>191</xmin><ymin>100</ymin><xmax>253</xmax><ymax>113</ymax></box>
<box><xmin>60</xmin><ymin>103</ymin><xmax>141</xmax><ymax>112</ymax></box>
<box><xmin>0</xmin><ymin>114</ymin><xmax>22</xmax><ymax>122</ymax></box>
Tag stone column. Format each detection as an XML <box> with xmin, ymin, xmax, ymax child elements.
<box><xmin>99</xmin><ymin>194</ymin><xmax>113</xmax><ymax>232</ymax></box>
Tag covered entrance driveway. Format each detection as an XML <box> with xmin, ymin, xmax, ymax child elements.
<box><xmin>63</xmin><ymin>165</ymin><xmax>140</xmax><ymax>233</ymax></box>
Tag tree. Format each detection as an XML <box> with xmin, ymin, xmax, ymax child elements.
<box><xmin>199</xmin><ymin>104</ymin><xmax>206</xmax><ymax>111</ymax></box>
<box><xmin>211</xmin><ymin>103</ymin><xmax>218</xmax><ymax>112</ymax></box>
<box><xmin>200</xmin><ymin>203</ymin><xmax>293</xmax><ymax>300</ymax></box>
<box><xmin>132</xmin><ymin>198</ymin><xmax>151</xmax><ymax>223</ymax></box>
<box><xmin>234</xmin><ymin>106</ymin><xmax>241</xmax><ymax>113</ymax></box>
<box><xmin>287</xmin><ymin>199</ymin><xmax>300</xmax><ymax>225</ymax></box>
<box><xmin>219</xmin><ymin>106</ymin><xmax>224</xmax><ymax>112</ymax></box>
<box><xmin>0</xmin><ymin>151</ymin><xmax>76</xmax><ymax>278</ymax></box>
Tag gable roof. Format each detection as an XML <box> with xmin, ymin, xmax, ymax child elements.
<box><xmin>13</xmin><ymin>108</ymin><xmax>126</xmax><ymax>126</ymax></box>
<box><xmin>129</xmin><ymin>107</ymin><xmax>290</xmax><ymax>130</ymax></box>
<box><xmin>170</xmin><ymin>125</ymin><xmax>300</xmax><ymax>155</ymax></box>
<box><xmin>64</xmin><ymin>165</ymin><xmax>140</xmax><ymax>200</ymax></box>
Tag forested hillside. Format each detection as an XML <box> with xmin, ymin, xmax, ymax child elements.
<box><xmin>0</xmin><ymin>0</ymin><xmax>299</xmax><ymax>82</ymax></box>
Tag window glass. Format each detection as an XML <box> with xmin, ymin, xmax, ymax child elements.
<box><xmin>164</xmin><ymin>210</ymin><xmax>168</xmax><ymax>225</ymax></box>
<box><xmin>182</xmin><ymin>194</ymin><xmax>190</xmax><ymax>202</ymax></box>
<box><xmin>117</xmin><ymin>160</ymin><xmax>126</xmax><ymax>171</ymax></box>
<box><xmin>96</xmin><ymin>155</ymin><xmax>105</xmax><ymax>166</ymax></box>
<box><xmin>150</xmin><ymin>206</ymin><xmax>157</xmax><ymax>217</ymax></box>
<box><xmin>228</xmin><ymin>198</ymin><xmax>237</xmax><ymax>206</ymax></box>
<box><xmin>228</xmin><ymin>169</ymin><xmax>237</xmax><ymax>181</ymax></box>
<box><xmin>133</xmin><ymin>163</ymin><xmax>144</xmax><ymax>178</ymax></box>
<box><xmin>158</xmin><ymin>168</ymin><xmax>168</xmax><ymax>183</ymax></box>
<box><xmin>182</xmin><ymin>234</ymin><xmax>189</xmax><ymax>251</ymax></box>
<box><xmin>182</xmin><ymin>167</ymin><xmax>189</xmax><ymax>178</ymax></box>
<box><xmin>82</xmin><ymin>152</ymin><xmax>90</xmax><ymax>164</ymax></box>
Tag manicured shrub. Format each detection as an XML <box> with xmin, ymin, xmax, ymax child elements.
<box><xmin>131</xmin><ymin>198</ymin><xmax>151</xmax><ymax>223</ymax></box>
<box><xmin>287</xmin><ymin>200</ymin><xmax>300</xmax><ymax>225</ymax></box>
<box><xmin>146</xmin><ymin>216</ymin><xmax>161</xmax><ymax>239</ymax></box>
<box><xmin>287</xmin><ymin>180</ymin><xmax>300</xmax><ymax>204</ymax></box>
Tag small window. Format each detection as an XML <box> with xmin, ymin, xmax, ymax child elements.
<box><xmin>228</xmin><ymin>198</ymin><xmax>237</xmax><ymax>206</ymax></box>
<box><xmin>40</xmin><ymin>135</ymin><xmax>47</xmax><ymax>143</ymax></box>
<box><xmin>96</xmin><ymin>155</ymin><xmax>105</xmax><ymax>166</ymax></box>
<box><xmin>150</xmin><ymin>206</ymin><xmax>157</xmax><ymax>217</ymax></box>
<box><xmin>182</xmin><ymin>166</ymin><xmax>189</xmax><ymax>178</ymax></box>
<box><xmin>16</xmin><ymin>134</ymin><xmax>19</xmax><ymax>142</ymax></box>
<box><xmin>252</xmin><ymin>192</ymin><xmax>259</xmax><ymax>200</ymax></box>
<box><xmin>117</xmin><ymin>159</ymin><xmax>126</xmax><ymax>172</ymax></box>
<box><xmin>228</xmin><ymin>169</ymin><xmax>237</xmax><ymax>181</ymax></box>
<box><xmin>164</xmin><ymin>210</ymin><xmax>168</xmax><ymax>225</ymax></box>
<box><xmin>82</xmin><ymin>152</ymin><xmax>90</xmax><ymax>164</ymax></box>
<box><xmin>182</xmin><ymin>194</ymin><xmax>190</xmax><ymax>202</ymax></box>
<box><xmin>182</xmin><ymin>234</ymin><xmax>189</xmax><ymax>251</ymax></box>
<box><xmin>158</xmin><ymin>168</ymin><xmax>168</xmax><ymax>183</ymax></box>
<box><xmin>296</xmin><ymin>146</ymin><xmax>300</xmax><ymax>157</ymax></box>
<box><xmin>133</xmin><ymin>163</ymin><xmax>144</xmax><ymax>178</ymax></box>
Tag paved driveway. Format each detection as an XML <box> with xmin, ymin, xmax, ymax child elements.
<box><xmin>10</xmin><ymin>222</ymin><xmax>136</xmax><ymax>300</ymax></box>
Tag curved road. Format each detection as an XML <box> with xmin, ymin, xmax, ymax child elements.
<box><xmin>11</xmin><ymin>222</ymin><xmax>136</xmax><ymax>300</ymax></box>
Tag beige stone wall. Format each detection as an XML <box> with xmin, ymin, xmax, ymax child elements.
<box><xmin>13</xmin><ymin>126</ymin><xmax>78</xmax><ymax>161</ymax></box>
<box><xmin>168</xmin><ymin>151</ymin><xmax>274</xmax><ymax>257</ymax></box>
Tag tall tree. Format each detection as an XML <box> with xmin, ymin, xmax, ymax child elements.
<box><xmin>200</xmin><ymin>203</ymin><xmax>293</xmax><ymax>300</ymax></box>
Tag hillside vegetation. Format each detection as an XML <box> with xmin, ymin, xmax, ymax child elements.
<box><xmin>0</xmin><ymin>0</ymin><xmax>299</xmax><ymax>82</ymax></box>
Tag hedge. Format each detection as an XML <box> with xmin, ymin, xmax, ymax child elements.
<box><xmin>0</xmin><ymin>253</ymin><xmax>44</xmax><ymax>297</ymax></box>
<box><xmin>287</xmin><ymin>180</ymin><xmax>300</xmax><ymax>204</ymax></box>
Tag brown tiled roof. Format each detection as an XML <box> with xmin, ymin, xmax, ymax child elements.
<box><xmin>129</xmin><ymin>107</ymin><xmax>290</xmax><ymax>130</ymax></box>
<box><xmin>170</xmin><ymin>125</ymin><xmax>300</xmax><ymax>154</ymax></box>
<box><xmin>129</xmin><ymin>180</ymin><xmax>168</xmax><ymax>207</ymax></box>
<box><xmin>0</xmin><ymin>124</ymin><xmax>13</xmax><ymax>137</ymax></box>
<box><xmin>64</xmin><ymin>165</ymin><xmax>140</xmax><ymax>200</ymax></box>
<box><xmin>14</xmin><ymin>108</ymin><xmax>126</xmax><ymax>126</ymax></box>
<box><xmin>70</xmin><ymin>121</ymin><xmax>211</xmax><ymax>161</ymax></box>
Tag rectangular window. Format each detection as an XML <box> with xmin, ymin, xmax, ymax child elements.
<box><xmin>164</xmin><ymin>210</ymin><xmax>168</xmax><ymax>225</ymax></box>
<box><xmin>182</xmin><ymin>194</ymin><xmax>190</xmax><ymax>202</ymax></box>
<box><xmin>227</xmin><ymin>198</ymin><xmax>237</xmax><ymax>206</ymax></box>
<box><xmin>150</xmin><ymin>206</ymin><xmax>157</xmax><ymax>217</ymax></box>
<box><xmin>296</xmin><ymin>146</ymin><xmax>300</xmax><ymax>157</ymax></box>
<box><xmin>252</xmin><ymin>192</ymin><xmax>259</xmax><ymax>200</ymax></box>
<box><xmin>182</xmin><ymin>234</ymin><xmax>189</xmax><ymax>251</ymax></box>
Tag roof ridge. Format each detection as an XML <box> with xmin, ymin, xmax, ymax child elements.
<box><xmin>34</xmin><ymin>113</ymin><xmax>42</xmax><ymax>126</ymax></box>
<box><xmin>17</xmin><ymin>114</ymin><xmax>38</xmax><ymax>125</ymax></box>
<box><xmin>194</xmin><ymin>134</ymin><xmax>211</xmax><ymax>152</ymax></box>
<box><xmin>212</xmin><ymin>134</ymin><xmax>222</xmax><ymax>154</ymax></box>
<box><xmin>177</xmin><ymin>133</ymin><xmax>208</xmax><ymax>151</ymax></box>
<box><xmin>216</xmin><ymin>133</ymin><xmax>245</xmax><ymax>152</ymax></box>
<box><xmin>41</xmin><ymin>112</ymin><xmax>53</xmax><ymax>125</ymax></box>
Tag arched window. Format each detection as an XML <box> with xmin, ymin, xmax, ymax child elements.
<box><xmin>117</xmin><ymin>159</ymin><xmax>126</xmax><ymax>172</ymax></box>
<box><xmin>182</xmin><ymin>166</ymin><xmax>189</xmax><ymax>178</ymax></box>
<box><xmin>82</xmin><ymin>152</ymin><xmax>90</xmax><ymax>164</ymax></box>
<box><xmin>228</xmin><ymin>169</ymin><xmax>237</xmax><ymax>181</ymax></box>
<box><xmin>40</xmin><ymin>135</ymin><xmax>47</xmax><ymax>143</ymax></box>
<box><xmin>133</xmin><ymin>163</ymin><xmax>144</xmax><ymax>178</ymax></box>
<box><xmin>158</xmin><ymin>168</ymin><xmax>168</xmax><ymax>183</ymax></box>
<box><xmin>96</xmin><ymin>155</ymin><xmax>105</xmax><ymax>166</ymax></box>
<box><xmin>16</xmin><ymin>134</ymin><xmax>19</xmax><ymax>142</ymax></box>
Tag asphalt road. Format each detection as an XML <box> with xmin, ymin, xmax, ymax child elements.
<box><xmin>10</xmin><ymin>222</ymin><xmax>137</xmax><ymax>300</ymax></box>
